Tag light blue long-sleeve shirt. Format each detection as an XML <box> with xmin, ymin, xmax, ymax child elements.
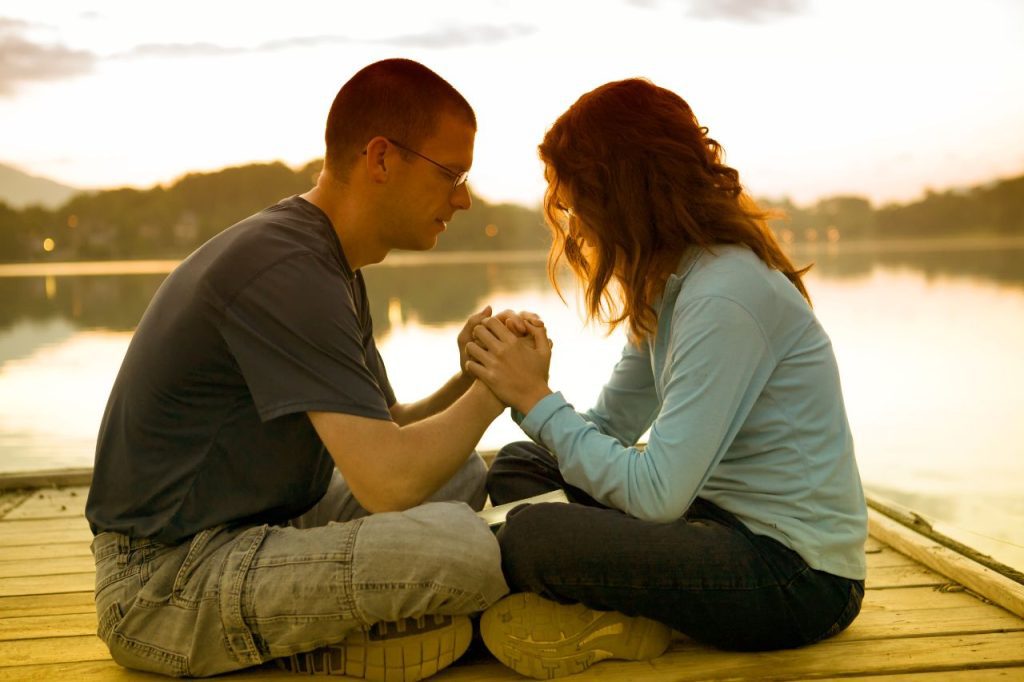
<box><xmin>518</xmin><ymin>245</ymin><xmax>867</xmax><ymax>580</ymax></box>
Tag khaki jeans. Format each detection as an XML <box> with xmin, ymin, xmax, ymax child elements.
<box><xmin>91</xmin><ymin>454</ymin><xmax>508</xmax><ymax>677</ymax></box>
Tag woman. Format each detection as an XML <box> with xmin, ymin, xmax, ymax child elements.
<box><xmin>464</xmin><ymin>78</ymin><xmax>867</xmax><ymax>680</ymax></box>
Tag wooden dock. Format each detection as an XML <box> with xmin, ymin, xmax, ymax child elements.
<box><xmin>2</xmin><ymin>480</ymin><xmax>1023</xmax><ymax>681</ymax></box>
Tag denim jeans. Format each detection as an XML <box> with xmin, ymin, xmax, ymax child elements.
<box><xmin>488</xmin><ymin>441</ymin><xmax>864</xmax><ymax>651</ymax></box>
<box><xmin>91</xmin><ymin>453</ymin><xmax>508</xmax><ymax>677</ymax></box>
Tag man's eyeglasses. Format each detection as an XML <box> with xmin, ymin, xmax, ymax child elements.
<box><xmin>387</xmin><ymin>138</ymin><xmax>469</xmax><ymax>191</ymax></box>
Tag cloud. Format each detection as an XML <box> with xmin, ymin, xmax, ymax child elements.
<box><xmin>120</xmin><ymin>42</ymin><xmax>247</xmax><ymax>59</ymax></box>
<box><xmin>0</xmin><ymin>19</ymin><xmax>536</xmax><ymax>94</ymax></box>
<box><xmin>118</xmin><ymin>24</ymin><xmax>535</xmax><ymax>60</ymax></box>
<box><xmin>383</xmin><ymin>23</ymin><xmax>536</xmax><ymax>48</ymax></box>
<box><xmin>0</xmin><ymin>17</ymin><xmax>29</xmax><ymax>31</ymax></box>
<box><xmin>688</xmin><ymin>0</ymin><xmax>808</xmax><ymax>22</ymax></box>
<box><xmin>0</xmin><ymin>20</ymin><xmax>96</xmax><ymax>96</ymax></box>
<box><xmin>628</xmin><ymin>0</ymin><xmax>809</xmax><ymax>23</ymax></box>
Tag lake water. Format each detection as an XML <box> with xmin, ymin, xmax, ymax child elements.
<box><xmin>1</xmin><ymin>239</ymin><xmax>1022</xmax><ymax>572</ymax></box>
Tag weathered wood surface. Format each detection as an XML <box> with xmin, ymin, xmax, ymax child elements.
<box><xmin>870</xmin><ymin>507</ymin><xmax>1024</xmax><ymax>619</ymax></box>
<box><xmin>0</xmin><ymin>484</ymin><xmax>1022</xmax><ymax>681</ymax></box>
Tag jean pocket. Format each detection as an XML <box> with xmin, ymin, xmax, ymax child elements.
<box><xmin>96</xmin><ymin>601</ymin><xmax>123</xmax><ymax>643</ymax></box>
<box><xmin>172</xmin><ymin>525</ymin><xmax>225</xmax><ymax>607</ymax></box>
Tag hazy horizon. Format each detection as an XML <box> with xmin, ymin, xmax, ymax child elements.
<box><xmin>5</xmin><ymin>155</ymin><xmax>1022</xmax><ymax>212</ymax></box>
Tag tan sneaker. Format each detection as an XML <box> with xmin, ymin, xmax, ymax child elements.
<box><xmin>480</xmin><ymin>593</ymin><xmax>671</xmax><ymax>679</ymax></box>
<box><xmin>275</xmin><ymin>614</ymin><xmax>472</xmax><ymax>680</ymax></box>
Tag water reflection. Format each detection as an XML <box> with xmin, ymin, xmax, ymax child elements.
<box><xmin>0</xmin><ymin>274</ymin><xmax>169</xmax><ymax>333</ymax></box>
<box><xmin>800</xmin><ymin>241</ymin><xmax>1024</xmax><ymax>287</ymax></box>
<box><xmin>1</xmin><ymin>241</ymin><xmax>1022</xmax><ymax>571</ymax></box>
<box><xmin>2</xmin><ymin>243</ymin><xmax>1023</xmax><ymax>340</ymax></box>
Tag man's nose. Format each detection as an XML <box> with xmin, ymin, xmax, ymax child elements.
<box><xmin>451</xmin><ymin>182</ymin><xmax>472</xmax><ymax>211</ymax></box>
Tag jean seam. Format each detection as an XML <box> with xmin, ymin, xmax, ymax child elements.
<box><xmin>220</xmin><ymin>525</ymin><xmax>270</xmax><ymax>666</ymax></box>
<box><xmin>336</xmin><ymin>518</ymin><xmax>363</xmax><ymax>625</ymax></box>
<box><xmin>106</xmin><ymin>622</ymin><xmax>190</xmax><ymax>675</ymax></box>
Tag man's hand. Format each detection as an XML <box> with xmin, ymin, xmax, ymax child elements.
<box><xmin>464</xmin><ymin>316</ymin><xmax>553</xmax><ymax>415</ymax></box>
<box><xmin>458</xmin><ymin>305</ymin><xmax>492</xmax><ymax>379</ymax></box>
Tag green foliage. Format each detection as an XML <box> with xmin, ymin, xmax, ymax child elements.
<box><xmin>0</xmin><ymin>162</ymin><xmax>1021</xmax><ymax>263</ymax></box>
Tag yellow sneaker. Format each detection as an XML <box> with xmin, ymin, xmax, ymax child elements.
<box><xmin>480</xmin><ymin>593</ymin><xmax>671</xmax><ymax>679</ymax></box>
<box><xmin>275</xmin><ymin>614</ymin><xmax>472</xmax><ymax>681</ymax></box>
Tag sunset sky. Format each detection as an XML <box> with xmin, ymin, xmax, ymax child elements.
<box><xmin>1</xmin><ymin>0</ymin><xmax>1023</xmax><ymax>207</ymax></box>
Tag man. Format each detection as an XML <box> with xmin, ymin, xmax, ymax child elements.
<box><xmin>86</xmin><ymin>59</ymin><xmax>510</xmax><ymax>681</ymax></box>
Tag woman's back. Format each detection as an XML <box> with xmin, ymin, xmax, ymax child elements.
<box><xmin>672</xmin><ymin>245</ymin><xmax>867</xmax><ymax>580</ymax></box>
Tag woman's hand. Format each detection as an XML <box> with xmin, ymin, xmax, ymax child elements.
<box><xmin>464</xmin><ymin>316</ymin><xmax>553</xmax><ymax>415</ymax></box>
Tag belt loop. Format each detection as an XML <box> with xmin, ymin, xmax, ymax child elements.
<box><xmin>116</xmin><ymin>533</ymin><xmax>131</xmax><ymax>566</ymax></box>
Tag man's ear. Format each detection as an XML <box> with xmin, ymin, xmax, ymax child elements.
<box><xmin>364</xmin><ymin>136</ymin><xmax>391</xmax><ymax>184</ymax></box>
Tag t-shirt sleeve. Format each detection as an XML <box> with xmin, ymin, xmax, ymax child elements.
<box><xmin>219</xmin><ymin>253</ymin><xmax>394</xmax><ymax>422</ymax></box>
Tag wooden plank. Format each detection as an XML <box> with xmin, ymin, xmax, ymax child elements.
<box><xmin>865</xmin><ymin>537</ymin><xmax>884</xmax><ymax>553</ymax></box>
<box><xmin>815</xmin><ymin>668</ymin><xmax>1024</xmax><ymax>681</ymax></box>
<box><xmin>0</xmin><ymin>613</ymin><xmax>97</xmax><ymax>641</ymax></box>
<box><xmin>0</xmin><ymin>660</ymin><xmax>171</xmax><ymax>681</ymax></box>
<box><xmin>866</xmin><ymin>546</ymin><xmax>920</xmax><ymax>570</ymax></box>
<box><xmin>837</xmin><ymin>605</ymin><xmax>1024</xmax><ymax>640</ymax></box>
<box><xmin>866</xmin><ymin>563</ymin><xmax>947</xmax><ymax>589</ymax></box>
<box><xmin>0</xmin><ymin>469</ymin><xmax>92</xmax><ymax>491</ymax></box>
<box><xmin>0</xmin><ymin>543</ymin><xmax>92</xmax><ymax>561</ymax></box>
<box><xmin>0</xmin><ymin>556</ymin><xmax>95</xmax><ymax>579</ymax></box>
<box><xmin>545</xmin><ymin>632</ymin><xmax>1024</xmax><ymax>682</ymax></box>
<box><xmin>0</xmin><ymin>517</ymin><xmax>89</xmax><ymax>533</ymax></box>
<box><xmin>0</xmin><ymin>573</ymin><xmax>93</xmax><ymax>597</ymax></box>
<box><xmin>0</xmin><ymin>634</ymin><xmax>109</xmax><ymax>667</ymax></box>
<box><xmin>862</xmin><ymin>585</ymin><xmax>1001</xmax><ymax>611</ymax></box>
<box><xmin>3</xmin><ymin>488</ymin><xmax>87</xmax><ymax>520</ymax></box>
<box><xmin>0</xmin><ymin>493</ymin><xmax>30</xmax><ymax>520</ymax></box>
<box><xmin>6</xmin><ymin>660</ymin><xmax>1022</xmax><ymax>682</ymax></box>
<box><xmin>0</xmin><ymin>528</ymin><xmax>92</xmax><ymax>548</ymax></box>
<box><xmin>869</xmin><ymin>508</ymin><xmax>1024</xmax><ymax>619</ymax></box>
<box><xmin>0</xmin><ymin>593</ymin><xmax>96</xmax><ymax>618</ymax></box>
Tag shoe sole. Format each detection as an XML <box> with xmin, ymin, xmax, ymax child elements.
<box><xmin>480</xmin><ymin>593</ymin><xmax>671</xmax><ymax>679</ymax></box>
<box><xmin>276</xmin><ymin>614</ymin><xmax>472</xmax><ymax>681</ymax></box>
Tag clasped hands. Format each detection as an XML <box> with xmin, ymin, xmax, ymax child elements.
<box><xmin>457</xmin><ymin>306</ymin><xmax>553</xmax><ymax>415</ymax></box>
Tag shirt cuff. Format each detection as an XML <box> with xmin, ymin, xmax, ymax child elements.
<box><xmin>519</xmin><ymin>392</ymin><xmax>568</xmax><ymax>441</ymax></box>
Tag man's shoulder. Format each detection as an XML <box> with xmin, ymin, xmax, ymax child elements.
<box><xmin>187</xmin><ymin>197</ymin><xmax>345</xmax><ymax>293</ymax></box>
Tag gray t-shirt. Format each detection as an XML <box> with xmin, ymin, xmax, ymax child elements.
<box><xmin>86</xmin><ymin>196</ymin><xmax>396</xmax><ymax>543</ymax></box>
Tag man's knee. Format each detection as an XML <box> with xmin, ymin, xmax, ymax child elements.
<box><xmin>353</xmin><ymin>502</ymin><xmax>508</xmax><ymax>616</ymax></box>
<box><xmin>435</xmin><ymin>502</ymin><xmax>508</xmax><ymax>605</ymax></box>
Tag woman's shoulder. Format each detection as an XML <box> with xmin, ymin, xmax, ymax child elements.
<box><xmin>682</xmin><ymin>245</ymin><xmax>775</xmax><ymax>299</ymax></box>
<box><xmin>676</xmin><ymin>245</ymin><xmax>810</xmax><ymax>323</ymax></box>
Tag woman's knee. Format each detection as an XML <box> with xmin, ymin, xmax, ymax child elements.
<box><xmin>486</xmin><ymin>441</ymin><xmax>560</xmax><ymax>500</ymax></box>
<box><xmin>494</xmin><ymin>503</ymin><xmax>573</xmax><ymax>592</ymax></box>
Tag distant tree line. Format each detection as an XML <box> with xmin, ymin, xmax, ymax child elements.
<box><xmin>763</xmin><ymin>175</ymin><xmax>1024</xmax><ymax>244</ymax></box>
<box><xmin>0</xmin><ymin>161</ymin><xmax>1021</xmax><ymax>263</ymax></box>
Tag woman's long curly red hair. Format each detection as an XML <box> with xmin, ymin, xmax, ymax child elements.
<box><xmin>539</xmin><ymin>78</ymin><xmax>810</xmax><ymax>342</ymax></box>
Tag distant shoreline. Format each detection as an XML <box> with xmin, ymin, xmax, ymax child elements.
<box><xmin>2</xmin><ymin>236</ymin><xmax>1023</xmax><ymax>278</ymax></box>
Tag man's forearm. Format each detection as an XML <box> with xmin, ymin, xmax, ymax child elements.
<box><xmin>390</xmin><ymin>371</ymin><xmax>475</xmax><ymax>425</ymax></box>
<box><xmin>376</xmin><ymin>381</ymin><xmax>503</xmax><ymax>509</ymax></box>
<box><xmin>312</xmin><ymin>380</ymin><xmax>504</xmax><ymax>513</ymax></box>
